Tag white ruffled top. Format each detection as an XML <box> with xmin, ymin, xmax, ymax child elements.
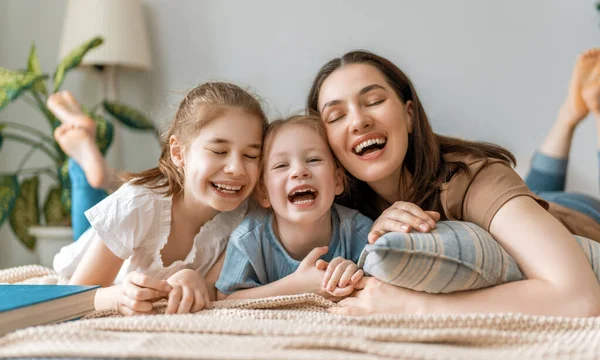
<box><xmin>53</xmin><ymin>182</ymin><xmax>249</xmax><ymax>284</ymax></box>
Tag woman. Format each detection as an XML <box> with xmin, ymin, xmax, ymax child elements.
<box><xmin>307</xmin><ymin>49</ymin><xmax>600</xmax><ymax>317</ymax></box>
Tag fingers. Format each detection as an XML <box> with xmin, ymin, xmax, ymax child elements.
<box><xmin>386</xmin><ymin>202</ymin><xmax>439</xmax><ymax>229</ymax></box>
<box><xmin>176</xmin><ymin>286</ymin><xmax>194</xmax><ymax>315</ymax></box>
<box><xmin>120</xmin><ymin>295</ymin><xmax>155</xmax><ymax>313</ymax></box>
<box><xmin>300</xmin><ymin>246</ymin><xmax>329</xmax><ymax>268</ymax></box>
<box><xmin>381</xmin><ymin>211</ymin><xmax>432</xmax><ymax>233</ymax></box>
<box><xmin>315</xmin><ymin>259</ymin><xmax>328</xmax><ymax>271</ymax></box>
<box><xmin>335</xmin><ymin>262</ymin><xmax>359</xmax><ymax>289</ymax></box>
<box><xmin>425</xmin><ymin>210</ymin><xmax>441</xmax><ymax>222</ymax></box>
<box><xmin>167</xmin><ymin>286</ymin><xmax>210</xmax><ymax>315</ymax></box>
<box><xmin>122</xmin><ymin>280</ymin><xmax>169</xmax><ymax>302</ymax></box>
<box><xmin>165</xmin><ymin>286</ymin><xmax>182</xmax><ymax>315</ymax></box>
<box><xmin>127</xmin><ymin>272</ymin><xmax>172</xmax><ymax>293</ymax></box>
<box><xmin>322</xmin><ymin>257</ymin><xmax>344</xmax><ymax>290</ymax></box>
<box><xmin>368</xmin><ymin>229</ymin><xmax>385</xmax><ymax>244</ymax></box>
<box><xmin>349</xmin><ymin>269</ymin><xmax>364</xmax><ymax>286</ymax></box>
<box><xmin>189</xmin><ymin>288</ymin><xmax>210</xmax><ymax>313</ymax></box>
<box><xmin>329</xmin><ymin>284</ymin><xmax>355</xmax><ymax>297</ymax></box>
<box><xmin>367</xmin><ymin>204</ymin><xmax>440</xmax><ymax>243</ymax></box>
<box><xmin>117</xmin><ymin>283</ymin><xmax>156</xmax><ymax>316</ymax></box>
<box><xmin>328</xmin><ymin>268</ymin><xmax>362</xmax><ymax>297</ymax></box>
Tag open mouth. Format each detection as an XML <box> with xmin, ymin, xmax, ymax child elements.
<box><xmin>210</xmin><ymin>182</ymin><xmax>243</xmax><ymax>195</ymax></box>
<box><xmin>287</xmin><ymin>187</ymin><xmax>319</xmax><ymax>205</ymax></box>
<box><xmin>353</xmin><ymin>137</ymin><xmax>387</xmax><ymax>156</ymax></box>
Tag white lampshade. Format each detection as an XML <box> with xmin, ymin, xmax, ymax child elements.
<box><xmin>58</xmin><ymin>0</ymin><xmax>152</xmax><ymax>71</ymax></box>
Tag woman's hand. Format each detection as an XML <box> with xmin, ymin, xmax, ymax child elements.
<box><xmin>319</xmin><ymin>257</ymin><xmax>364</xmax><ymax>295</ymax></box>
<box><xmin>165</xmin><ymin>269</ymin><xmax>212</xmax><ymax>314</ymax></box>
<box><xmin>328</xmin><ymin>277</ymin><xmax>427</xmax><ymax>316</ymax></box>
<box><xmin>368</xmin><ymin>201</ymin><xmax>440</xmax><ymax>243</ymax></box>
<box><xmin>113</xmin><ymin>272</ymin><xmax>171</xmax><ymax>316</ymax></box>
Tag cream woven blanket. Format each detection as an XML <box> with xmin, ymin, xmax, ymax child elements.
<box><xmin>1</xmin><ymin>265</ymin><xmax>599</xmax><ymax>359</ymax></box>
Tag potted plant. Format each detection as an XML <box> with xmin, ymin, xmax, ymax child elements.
<box><xmin>0</xmin><ymin>36</ymin><xmax>157</xmax><ymax>265</ymax></box>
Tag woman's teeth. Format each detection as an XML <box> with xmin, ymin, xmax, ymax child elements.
<box><xmin>292</xmin><ymin>199</ymin><xmax>314</xmax><ymax>205</ymax></box>
<box><xmin>353</xmin><ymin>137</ymin><xmax>386</xmax><ymax>155</ymax></box>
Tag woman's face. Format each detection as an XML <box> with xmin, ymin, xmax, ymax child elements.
<box><xmin>317</xmin><ymin>63</ymin><xmax>413</xmax><ymax>184</ymax></box>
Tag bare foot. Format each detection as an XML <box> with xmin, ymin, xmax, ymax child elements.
<box><xmin>562</xmin><ymin>49</ymin><xmax>600</xmax><ymax>127</ymax></box>
<box><xmin>581</xmin><ymin>58</ymin><xmax>600</xmax><ymax>114</ymax></box>
<box><xmin>54</xmin><ymin>125</ymin><xmax>107</xmax><ymax>189</ymax></box>
<box><xmin>47</xmin><ymin>91</ymin><xmax>96</xmax><ymax>138</ymax></box>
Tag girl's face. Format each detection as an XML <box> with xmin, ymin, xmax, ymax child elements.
<box><xmin>317</xmin><ymin>63</ymin><xmax>413</xmax><ymax>184</ymax></box>
<box><xmin>172</xmin><ymin>109</ymin><xmax>263</xmax><ymax>211</ymax></box>
<box><xmin>261</xmin><ymin>125</ymin><xmax>344</xmax><ymax>224</ymax></box>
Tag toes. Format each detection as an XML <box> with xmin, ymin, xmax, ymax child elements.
<box><xmin>63</xmin><ymin>91</ymin><xmax>82</xmax><ymax>114</ymax></box>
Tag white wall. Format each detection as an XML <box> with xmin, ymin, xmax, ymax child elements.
<box><xmin>1</xmin><ymin>0</ymin><xmax>598</xmax><ymax>268</ymax></box>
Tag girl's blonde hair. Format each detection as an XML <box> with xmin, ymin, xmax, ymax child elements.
<box><xmin>123</xmin><ymin>82</ymin><xmax>268</xmax><ymax>195</ymax></box>
<box><xmin>256</xmin><ymin>115</ymin><xmax>348</xmax><ymax>201</ymax></box>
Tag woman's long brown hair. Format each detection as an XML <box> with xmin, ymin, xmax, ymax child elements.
<box><xmin>122</xmin><ymin>82</ymin><xmax>268</xmax><ymax>196</ymax></box>
<box><xmin>307</xmin><ymin>50</ymin><xmax>515</xmax><ymax>218</ymax></box>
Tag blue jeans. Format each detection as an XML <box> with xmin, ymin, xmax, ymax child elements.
<box><xmin>69</xmin><ymin>159</ymin><xmax>107</xmax><ymax>240</ymax></box>
<box><xmin>525</xmin><ymin>152</ymin><xmax>600</xmax><ymax>223</ymax></box>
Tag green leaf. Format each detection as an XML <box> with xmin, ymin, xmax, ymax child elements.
<box><xmin>9</xmin><ymin>176</ymin><xmax>40</xmax><ymax>250</ymax></box>
<box><xmin>43</xmin><ymin>186</ymin><xmax>68</xmax><ymax>225</ymax></box>
<box><xmin>53</xmin><ymin>37</ymin><xmax>103</xmax><ymax>93</ymax></box>
<box><xmin>0</xmin><ymin>124</ymin><xmax>4</xmax><ymax>151</ymax></box>
<box><xmin>0</xmin><ymin>90</ymin><xmax>8</xmax><ymax>111</ymax></box>
<box><xmin>0</xmin><ymin>174</ymin><xmax>19</xmax><ymax>228</ymax></box>
<box><xmin>84</xmin><ymin>110</ymin><xmax>114</xmax><ymax>155</ymax></box>
<box><xmin>103</xmin><ymin>101</ymin><xmax>157</xmax><ymax>134</ymax></box>
<box><xmin>27</xmin><ymin>44</ymin><xmax>48</xmax><ymax>96</ymax></box>
<box><xmin>0</xmin><ymin>67</ymin><xmax>47</xmax><ymax>103</ymax></box>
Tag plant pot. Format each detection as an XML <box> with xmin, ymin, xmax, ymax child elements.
<box><xmin>29</xmin><ymin>226</ymin><xmax>73</xmax><ymax>268</ymax></box>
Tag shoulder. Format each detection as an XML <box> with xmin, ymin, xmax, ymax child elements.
<box><xmin>106</xmin><ymin>182</ymin><xmax>164</xmax><ymax>205</ymax></box>
<box><xmin>442</xmin><ymin>152</ymin><xmax>518</xmax><ymax>194</ymax></box>
<box><xmin>443</xmin><ymin>152</ymin><xmax>510</xmax><ymax>173</ymax></box>
<box><xmin>441</xmin><ymin>152</ymin><xmax>547</xmax><ymax>230</ymax></box>
<box><xmin>85</xmin><ymin>182</ymin><xmax>164</xmax><ymax>219</ymax></box>
<box><xmin>229</xmin><ymin>204</ymin><xmax>271</xmax><ymax>245</ymax></box>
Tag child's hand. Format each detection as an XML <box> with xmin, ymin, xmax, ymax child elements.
<box><xmin>321</xmin><ymin>257</ymin><xmax>364</xmax><ymax>297</ymax></box>
<box><xmin>291</xmin><ymin>246</ymin><xmax>341</xmax><ymax>301</ymax></box>
<box><xmin>165</xmin><ymin>269</ymin><xmax>211</xmax><ymax>314</ymax></box>
<box><xmin>116</xmin><ymin>271</ymin><xmax>171</xmax><ymax>316</ymax></box>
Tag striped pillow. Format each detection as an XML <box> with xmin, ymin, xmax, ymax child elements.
<box><xmin>358</xmin><ymin>221</ymin><xmax>600</xmax><ymax>293</ymax></box>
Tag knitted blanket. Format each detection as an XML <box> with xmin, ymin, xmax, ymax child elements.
<box><xmin>1</xmin><ymin>265</ymin><xmax>599</xmax><ymax>359</ymax></box>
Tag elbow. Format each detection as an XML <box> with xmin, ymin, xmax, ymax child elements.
<box><xmin>576</xmin><ymin>295</ymin><xmax>600</xmax><ymax>318</ymax></box>
<box><xmin>564</xmin><ymin>288</ymin><xmax>600</xmax><ymax>318</ymax></box>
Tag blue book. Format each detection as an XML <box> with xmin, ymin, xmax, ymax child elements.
<box><xmin>0</xmin><ymin>284</ymin><xmax>98</xmax><ymax>336</ymax></box>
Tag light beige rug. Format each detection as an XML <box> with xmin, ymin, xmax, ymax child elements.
<box><xmin>1</xmin><ymin>265</ymin><xmax>599</xmax><ymax>359</ymax></box>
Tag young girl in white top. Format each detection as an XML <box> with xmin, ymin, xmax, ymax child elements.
<box><xmin>50</xmin><ymin>82</ymin><xmax>268</xmax><ymax>316</ymax></box>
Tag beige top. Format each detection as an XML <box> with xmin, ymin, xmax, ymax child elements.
<box><xmin>439</xmin><ymin>154</ymin><xmax>600</xmax><ymax>241</ymax></box>
<box><xmin>365</xmin><ymin>153</ymin><xmax>600</xmax><ymax>241</ymax></box>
